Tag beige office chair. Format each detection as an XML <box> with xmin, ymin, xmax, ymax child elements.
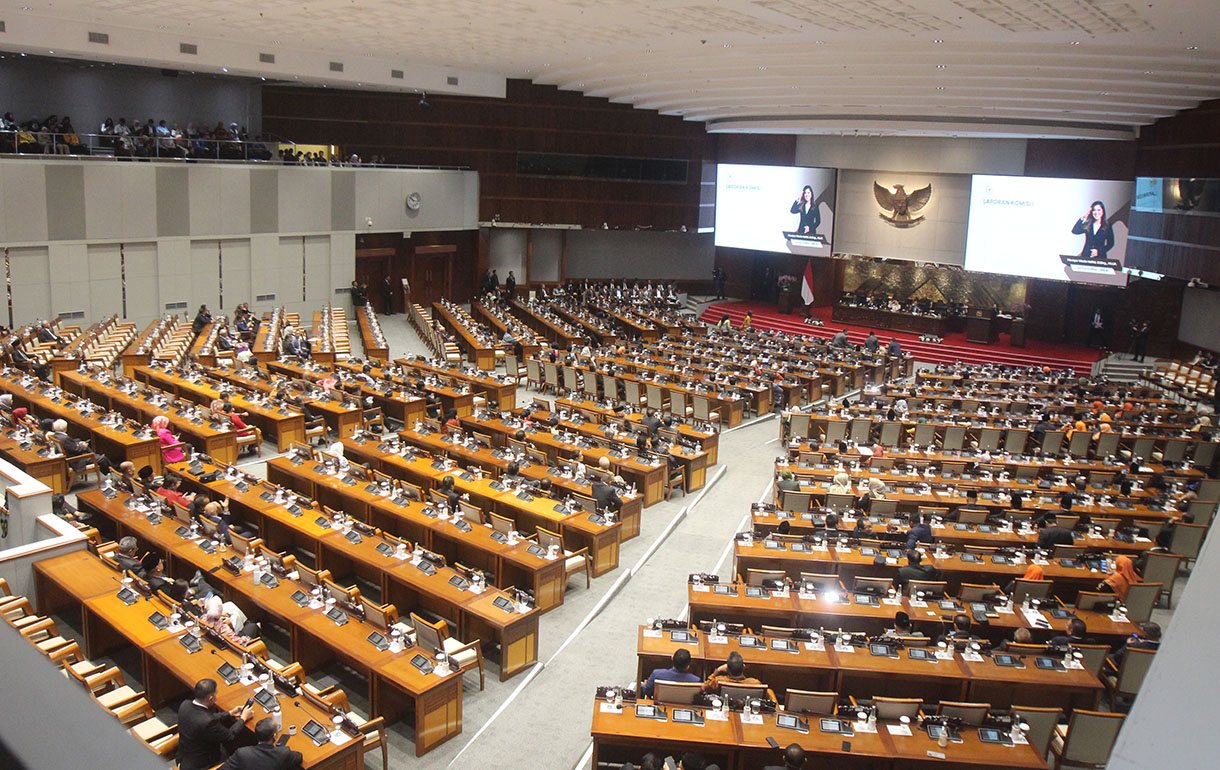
<box><xmin>409</xmin><ymin>613</ymin><xmax>484</xmax><ymax>691</ymax></box>
<box><xmin>746</xmin><ymin>569</ymin><xmax>787</xmax><ymax>587</ymax></box>
<box><xmin>799</xmin><ymin>573</ymin><xmax>843</xmax><ymax>593</ymax></box>
<box><xmin>1121</xmin><ymin>582</ymin><xmax>1162</xmax><ymax>624</ymax></box>
<box><xmin>908</xmin><ymin>580</ymin><xmax>948</xmax><ymax>598</ymax></box>
<box><xmin>958</xmin><ymin>508</ymin><xmax>989</xmax><ymax>525</ymax></box>
<box><xmin>1070</xmin><ymin>644</ymin><xmax>1111</xmax><ymax>678</ymax></box>
<box><xmin>1012</xmin><ymin>705</ymin><xmax>1063</xmax><ymax>758</ymax></box>
<box><xmin>536</xmin><ymin>527</ymin><xmax>591</xmax><ymax>590</ymax></box>
<box><xmin>873</xmin><ymin>697</ymin><xmax>922</xmax><ymax>721</ymax></box>
<box><xmin>784</xmin><ymin>689</ymin><xmax>838</xmax><ymax>716</ymax></box>
<box><xmin>1011</xmin><ymin>579</ymin><xmax>1053</xmax><ymax>604</ymax></box>
<box><xmin>1141</xmin><ymin>552</ymin><xmax>1182</xmax><ymax>608</ymax></box>
<box><xmin>958</xmin><ymin>583</ymin><xmax>1001</xmax><ymax>602</ymax></box>
<box><xmin>1049</xmin><ymin>710</ymin><xmax>1125</xmax><ymax>769</ymax></box>
<box><xmin>852</xmin><ymin>576</ymin><xmax>894</xmax><ymax>594</ymax></box>
<box><xmin>653</xmin><ymin>680</ymin><xmax>702</xmax><ymax>705</ymax></box>
<box><xmin>1103</xmin><ymin>647</ymin><xmax>1155</xmax><ymax>703</ymax></box>
<box><xmin>937</xmin><ymin>701</ymin><xmax>990</xmax><ymax>725</ymax></box>
<box><xmin>719</xmin><ymin>681</ymin><xmax>772</xmax><ymax>702</ymax></box>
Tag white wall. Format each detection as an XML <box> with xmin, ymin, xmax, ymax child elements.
<box><xmin>795</xmin><ymin>135</ymin><xmax>1027</xmax><ymax>176</ymax></box>
<box><xmin>833</xmin><ymin>170</ymin><xmax>971</xmax><ymax>265</ymax></box>
<box><xmin>487</xmin><ymin>229</ymin><xmax>528</xmax><ymax>280</ymax></box>
<box><xmin>566</xmin><ymin>230</ymin><xmax>714</xmax><ymax>280</ymax></box>
<box><xmin>0</xmin><ymin>159</ymin><xmax>479</xmax><ymax>326</ymax></box>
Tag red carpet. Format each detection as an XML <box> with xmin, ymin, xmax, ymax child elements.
<box><xmin>699</xmin><ymin>301</ymin><xmax>1103</xmax><ymax>375</ymax></box>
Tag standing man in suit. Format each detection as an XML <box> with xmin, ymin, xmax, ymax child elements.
<box><xmin>220</xmin><ymin>717</ymin><xmax>302</xmax><ymax>770</ymax></box>
<box><xmin>763</xmin><ymin>744</ymin><xmax>806</xmax><ymax>770</ymax></box>
<box><xmin>177</xmin><ymin>678</ymin><xmax>254</xmax><ymax>770</ymax></box>
<box><xmin>592</xmin><ymin>474</ymin><xmax>623</xmax><ymax>514</ymax></box>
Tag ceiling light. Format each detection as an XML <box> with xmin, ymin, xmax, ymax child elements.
<box><xmin>814</xmin><ymin>40</ymin><xmax>824</xmax><ymax>45</ymax></box>
<box><xmin>936</xmin><ymin>86</ymin><xmax>945</xmax><ymax>90</ymax></box>
<box><xmin>1186</xmin><ymin>45</ymin><xmax>1199</xmax><ymax>50</ymax></box>
<box><xmin>221</xmin><ymin>67</ymin><xmax>228</xmax><ymax>72</ymax></box>
<box><xmin>936</xmin><ymin>64</ymin><xmax>946</xmax><ymax>69</ymax></box>
<box><xmin>1069</xmin><ymin>41</ymin><xmax>1080</xmax><ymax>45</ymax></box>
<box><xmin>933</xmin><ymin>39</ymin><xmax>943</xmax><ymax>44</ymax></box>
<box><xmin>1101</xmin><ymin>91</ymin><xmax>1110</xmax><ymax>95</ymax></box>
<box><xmin>1143</xmin><ymin>70</ymin><xmax>1153</xmax><ymax>75</ymax></box>
<box><xmin>48</xmin><ymin>50</ymin><xmax>53</xmax><ymax>54</ymax></box>
<box><xmin>758</xmin><ymin>66</ymin><xmax>766</xmax><ymax>70</ymax></box>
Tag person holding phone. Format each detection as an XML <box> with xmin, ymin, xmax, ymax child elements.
<box><xmin>219</xmin><ymin>717</ymin><xmax>303</xmax><ymax>770</ymax></box>
<box><xmin>1071</xmin><ymin>200</ymin><xmax>1114</xmax><ymax>259</ymax></box>
<box><xmin>790</xmin><ymin>185</ymin><xmax>820</xmax><ymax>235</ymax></box>
<box><xmin>177</xmin><ymin>678</ymin><xmax>255</xmax><ymax>770</ymax></box>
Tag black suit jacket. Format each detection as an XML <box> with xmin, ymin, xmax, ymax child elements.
<box><xmin>591</xmin><ymin>480</ymin><xmax>623</xmax><ymax>513</ymax></box>
<box><xmin>220</xmin><ymin>742</ymin><xmax>303</xmax><ymax>770</ymax></box>
<box><xmin>1037</xmin><ymin>526</ymin><xmax>1075</xmax><ymax>550</ymax></box>
<box><xmin>1071</xmin><ymin>219</ymin><xmax>1115</xmax><ymax>258</ymax></box>
<box><xmin>790</xmin><ymin>200</ymin><xmax>821</xmax><ymax>234</ymax></box>
<box><xmin>177</xmin><ymin>700</ymin><xmax>246</xmax><ymax>770</ymax></box>
<box><xmin>115</xmin><ymin>553</ymin><xmax>143</xmax><ymax>574</ymax></box>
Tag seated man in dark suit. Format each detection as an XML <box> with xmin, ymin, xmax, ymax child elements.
<box><xmin>905</xmin><ymin>514</ymin><xmax>934</xmax><ymax>550</ymax></box>
<box><xmin>114</xmin><ymin>536</ymin><xmax>142</xmax><ymax>574</ymax></box>
<box><xmin>177</xmin><ymin>678</ymin><xmax>254</xmax><ymax>770</ymax></box>
<box><xmin>1108</xmin><ymin>621</ymin><xmax>1161</xmax><ymax>668</ymax></box>
<box><xmin>641</xmin><ymin>648</ymin><xmax>701</xmax><ymax>697</ymax></box>
<box><xmin>937</xmin><ymin>614</ymin><xmax>978</xmax><ymax>646</ymax></box>
<box><xmin>763</xmin><ymin>743</ymin><xmax>806</xmax><ymax>770</ymax></box>
<box><xmin>591</xmin><ymin>475</ymin><xmax>623</xmax><ymax>514</ymax></box>
<box><xmin>1049</xmin><ymin>617</ymin><xmax>1094</xmax><ymax>648</ymax></box>
<box><xmin>1037</xmin><ymin>515</ymin><xmax>1076</xmax><ymax>551</ymax></box>
<box><xmin>641</xmin><ymin>409</ymin><xmax>662</xmax><ymax>435</ymax></box>
<box><xmin>813</xmin><ymin>512</ymin><xmax>841</xmax><ymax>541</ymax></box>
<box><xmin>220</xmin><ymin>716</ymin><xmax>302</xmax><ymax>770</ymax></box>
<box><xmin>896</xmin><ymin>550</ymin><xmax>940</xmax><ymax>590</ymax></box>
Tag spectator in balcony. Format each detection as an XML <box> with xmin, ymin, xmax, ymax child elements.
<box><xmin>1</xmin><ymin>112</ymin><xmax>17</xmax><ymax>151</ymax></box>
<box><xmin>246</xmin><ymin>134</ymin><xmax>272</xmax><ymax>161</ymax></box>
<box><xmin>98</xmin><ymin>117</ymin><xmax>115</xmax><ymax>149</ymax></box>
<box><xmin>17</xmin><ymin>121</ymin><xmax>41</xmax><ymax>153</ymax></box>
<box><xmin>59</xmin><ymin>117</ymin><xmax>87</xmax><ymax>155</ymax></box>
<box><xmin>113</xmin><ymin>117</ymin><xmax>134</xmax><ymax>156</ymax></box>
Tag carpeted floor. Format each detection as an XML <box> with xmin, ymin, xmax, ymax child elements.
<box><xmin>699</xmin><ymin>301</ymin><xmax>1105</xmax><ymax>375</ymax></box>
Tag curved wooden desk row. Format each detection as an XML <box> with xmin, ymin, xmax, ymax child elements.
<box><xmin>636</xmin><ymin>624</ymin><xmax>1102</xmax><ymax>713</ymax></box>
<box><xmin>78</xmin><ymin>480</ymin><xmax>540</xmax><ymax>687</ymax></box>
<box><xmin>56</xmin><ymin>368</ymin><xmax>240</xmax><ymax>466</ymax></box>
<box><xmin>130</xmin><ymin>364</ymin><xmax>306</xmax><ymax>451</ymax></box>
<box><xmin>207</xmin><ymin>364</ymin><xmax>364</xmax><ymax>439</ymax></box>
<box><xmin>591</xmin><ymin>696</ymin><xmax>1047</xmax><ymax>770</ymax></box>
<box><xmin>263</xmin><ymin>359</ymin><xmax>432</xmax><ymax>425</ymax></box>
<box><xmin>433</xmin><ymin>301</ymin><xmax>500</xmax><ymax>370</ymax></box>
<box><xmin>386</xmin><ymin>357</ymin><xmax>519</xmax><ymax>411</ymax></box>
<box><xmin>686</xmin><ymin>584</ymin><xmax>1139</xmax><ymax>649</ymax></box>
<box><xmin>336</xmin><ymin>431</ymin><xmax>642</xmax><ymax>545</ymax></box>
<box><xmin>732</xmin><ymin>541</ymin><xmax>1119</xmax><ymax>601</ymax></box>
<box><xmin>259</xmin><ymin>450</ymin><xmax>608</xmax><ymax>608</ymax></box>
<box><xmin>32</xmin><ymin>550</ymin><xmax>366</xmax><ymax>767</ymax></box>
<box><xmin>0</xmin><ymin>370</ymin><xmax>167</xmax><ymax>475</ymax></box>
<box><xmin>553</xmin><ymin>396</ymin><xmax>720</xmax><ymax>464</ymax></box>
<box><xmin>750</xmin><ymin>509</ymin><xmax>1156</xmax><ymax>557</ymax></box>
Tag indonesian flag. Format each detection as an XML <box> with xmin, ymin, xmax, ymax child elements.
<box><xmin>800</xmin><ymin>259</ymin><xmax>815</xmax><ymax>305</ymax></box>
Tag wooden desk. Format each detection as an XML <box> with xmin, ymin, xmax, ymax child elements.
<box><xmin>592</xmin><ymin>697</ymin><xmax>1047</xmax><ymax>770</ymax></box>
<box><xmin>209</xmin><ymin>364</ymin><xmax>363</xmax><ymax>439</ymax></box>
<box><xmin>0</xmin><ymin>371</ymin><xmax>164</xmax><ymax>474</ymax></box>
<box><xmin>33</xmin><ymin>553</ymin><xmax>364</xmax><ymax>767</ymax></box>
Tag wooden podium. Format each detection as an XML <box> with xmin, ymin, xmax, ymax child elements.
<box><xmin>966</xmin><ymin>308</ymin><xmax>997</xmax><ymax>344</ymax></box>
<box><xmin>1010</xmin><ymin>318</ymin><xmax>1027</xmax><ymax>348</ymax></box>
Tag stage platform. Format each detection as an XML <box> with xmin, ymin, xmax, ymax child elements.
<box><xmin>698</xmin><ymin>301</ymin><xmax>1104</xmax><ymax>376</ymax></box>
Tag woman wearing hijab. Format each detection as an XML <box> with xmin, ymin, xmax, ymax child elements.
<box><xmin>151</xmin><ymin>414</ymin><xmax>186</xmax><ymax>463</ymax></box>
<box><xmin>1098</xmin><ymin>555</ymin><xmax>1140</xmax><ymax>600</ymax></box>
<box><xmin>827</xmin><ymin>472</ymin><xmax>853</xmax><ymax>495</ymax></box>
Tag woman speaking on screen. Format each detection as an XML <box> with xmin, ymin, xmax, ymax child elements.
<box><xmin>790</xmin><ymin>185</ymin><xmax>820</xmax><ymax>235</ymax></box>
<box><xmin>1071</xmin><ymin>200</ymin><xmax>1115</xmax><ymax>258</ymax></box>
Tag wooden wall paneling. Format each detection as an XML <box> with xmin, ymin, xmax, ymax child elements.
<box><xmin>1023</xmin><ymin>139</ymin><xmax>1137</xmax><ymax>181</ymax></box>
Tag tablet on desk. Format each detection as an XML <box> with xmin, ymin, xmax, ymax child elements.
<box><xmin>367</xmin><ymin>631</ymin><xmax>389</xmax><ymax>651</ymax></box>
<box><xmin>179</xmin><ymin>633</ymin><xmax>202</xmax><ymax>654</ymax></box>
<box><xmin>409</xmin><ymin>653</ymin><xmax>434</xmax><ymax>675</ymax></box>
<box><xmin>993</xmin><ymin>654</ymin><xmax>1024</xmax><ymax>668</ymax></box>
<box><xmin>776</xmin><ymin>714</ymin><xmax>809</xmax><ymax>733</ymax></box>
<box><xmin>634</xmin><ymin>704</ymin><xmax>665</xmax><ymax>720</ymax></box>
<box><xmin>116</xmin><ymin>588</ymin><xmax>139</xmax><ymax>605</ymax></box>
<box><xmin>448</xmin><ymin>575</ymin><xmax>469</xmax><ymax>591</ymax></box>
<box><xmin>670</xmin><ymin>630</ymin><xmax>696</xmax><ymax>644</ymax></box>
<box><xmin>301</xmin><ymin>720</ymin><xmax>329</xmax><ymax>746</ymax></box>
<box><xmin>869</xmin><ymin>643</ymin><xmax>897</xmax><ymax>657</ymax></box>
<box><xmin>290</xmin><ymin>590</ymin><xmax>310</xmax><ymax>607</ymax></box>
<box><xmin>415</xmin><ymin>561</ymin><xmax>437</xmax><ymax>576</ymax></box>
<box><xmin>1050</xmin><ymin>608</ymin><xmax>1075</xmax><ymax>620</ymax></box>
<box><xmin>493</xmin><ymin>596</ymin><xmax>514</xmax><ymax>613</ymax></box>
<box><xmin>254</xmin><ymin>689</ymin><xmax>277</xmax><ymax>710</ymax></box>
<box><xmin>738</xmin><ymin>635</ymin><xmax>763</xmax><ymax>648</ymax></box>
<box><xmin>820</xmin><ymin>718</ymin><xmax>853</xmax><ymax>735</ymax></box>
<box><xmin>771</xmin><ymin>638</ymin><xmax>797</xmax><ymax>652</ymax></box>
<box><xmin>908</xmin><ymin>648</ymin><xmax>936</xmax><ymax>661</ymax></box>
<box><xmin>978</xmin><ymin>727</ymin><xmax>1014</xmax><ymax>746</ymax></box>
<box><xmin>854</xmin><ymin>594</ymin><xmax>880</xmax><ymax>606</ymax></box>
<box><xmin>713</xmin><ymin>584</ymin><xmax>737</xmax><ymax>596</ymax></box>
<box><xmin>147</xmin><ymin>611</ymin><xmax>169</xmax><ymax>630</ymax></box>
<box><xmin>216</xmin><ymin>661</ymin><xmax>239</xmax><ymax>685</ymax></box>
<box><xmin>745</xmin><ymin>587</ymin><xmax>767</xmax><ymax>598</ymax></box>
<box><xmin>926</xmin><ymin>724</ymin><xmax>963</xmax><ymax>743</ymax></box>
<box><xmin>375</xmin><ymin>542</ymin><xmax>394</xmax><ymax>556</ymax></box>
<box><xmin>325</xmin><ymin>607</ymin><xmax>348</xmax><ymax>626</ymax></box>
<box><xmin>1035</xmin><ymin>657</ymin><xmax>1065</xmax><ymax>671</ymax></box>
<box><xmin>672</xmin><ymin>708</ymin><xmax>704</xmax><ymax>725</ymax></box>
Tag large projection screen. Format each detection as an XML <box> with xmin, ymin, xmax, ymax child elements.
<box><xmin>965</xmin><ymin>174</ymin><xmax>1133</xmax><ymax>286</ymax></box>
<box><xmin>714</xmin><ymin>163</ymin><xmax>837</xmax><ymax>257</ymax></box>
